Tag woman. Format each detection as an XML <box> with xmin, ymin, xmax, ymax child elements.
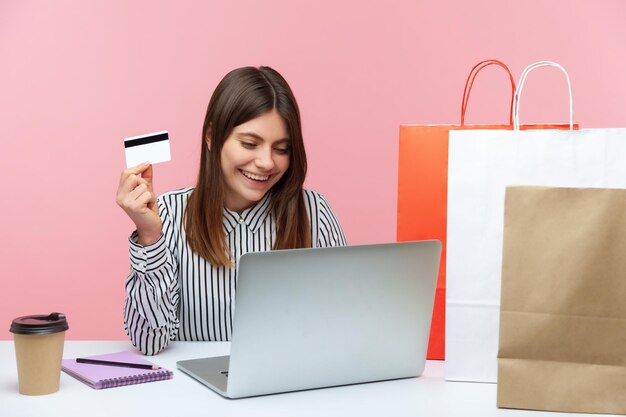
<box><xmin>116</xmin><ymin>66</ymin><xmax>346</xmax><ymax>355</ymax></box>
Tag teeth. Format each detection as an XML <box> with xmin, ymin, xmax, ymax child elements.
<box><xmin>241</xmin><ymin>170</ymin><xmax>269</xmax><ymax>181</ymax></box>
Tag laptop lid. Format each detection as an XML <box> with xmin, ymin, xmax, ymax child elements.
<box><xmin>178</xmin><ymin>240</ymin><xmax>441</xmax><ymax>398</ymax></box>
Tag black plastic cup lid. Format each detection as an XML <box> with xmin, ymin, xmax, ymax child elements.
<box><xmin>10</xmin><ymin>313</ymin><xmax>69</xmax><ymax>335</ymax></box>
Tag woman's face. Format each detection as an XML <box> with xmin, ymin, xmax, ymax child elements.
<box><xmin>218</xmin><ymin>110</ymin><xmax>291</xmax><ymax>212</ymax></box>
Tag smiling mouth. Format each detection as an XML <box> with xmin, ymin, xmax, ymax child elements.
<box><xmin>240</xmin><ymin>170</ymin><xmax>270</xmax><ymax>181</ymax></box>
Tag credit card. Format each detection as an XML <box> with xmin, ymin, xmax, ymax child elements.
<box><xmin>124</xmin><ymin>130</ymin><xmax>171</xmax><ymax>168</ymax></box>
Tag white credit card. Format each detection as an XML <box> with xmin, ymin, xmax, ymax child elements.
<box><xmin>124</xmin><ymin>130</ymin><xmax>171</xmax><ymax>168</ymax></box>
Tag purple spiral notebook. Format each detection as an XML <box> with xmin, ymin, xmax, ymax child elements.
<box><xmin>62</xmin><ymin>351</ymin><xmax>173</xmax><ymax>389</ymax></box>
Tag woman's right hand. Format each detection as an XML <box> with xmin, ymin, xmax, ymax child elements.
<box><xmin>116</xmin><ymin>162</ymin><xmax>163</xmax><ymax>246</ymax></box>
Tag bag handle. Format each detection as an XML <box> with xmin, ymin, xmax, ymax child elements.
<box><xmin>513</xmin><ymin>61</ymin><xmax>574</xmax><ymax>131</ymax></box>
<box><xmin>461</xmin><ymin>59</ymin><xmax>516</xmax><ymax>126</ymax></box>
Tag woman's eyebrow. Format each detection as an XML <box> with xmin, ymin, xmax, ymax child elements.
<box><xmin>237</xmin><ymin>132</ymin><xmax>290</xmax><ymax>143</ymax></box>
<box><xmin>237</xmin><ymin>132</ymin><xmax>265</xmax><ymax>141</ymax></box>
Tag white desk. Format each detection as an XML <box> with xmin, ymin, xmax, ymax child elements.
<box><xmin>0</xmin><ymin>341</ymin><xmax>615</xmax><ymax>417</ymax></box>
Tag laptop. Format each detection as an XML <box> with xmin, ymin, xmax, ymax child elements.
<box><xmin>176</xmin><ymin>240</ymin><xmax>441</xmax><ymax>398</ymax></box>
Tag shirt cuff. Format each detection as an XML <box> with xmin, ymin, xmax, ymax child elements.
<box><xmin>129</xmin><ymin>231</ymin><xmax>168</xmax><ymax>273</ymax></box>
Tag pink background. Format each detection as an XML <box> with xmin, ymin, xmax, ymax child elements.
<box><xmin>1</xmin><ymin>0</ymin><xmax>625</xmax><ymax>339</ymax></box>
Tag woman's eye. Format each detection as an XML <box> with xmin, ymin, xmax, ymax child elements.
<box><xmin>241</xmin><ymin>142</ymin><xmax>256</xmax><ymax>149</ymax></box>
<box><xmin>274</xmin><ymin>147</ymin><xmax>290</xmax><ymax>155</ymax></box>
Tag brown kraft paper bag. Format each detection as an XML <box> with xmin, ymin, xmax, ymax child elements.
<box><xmin>498</xmin><ymin>186</ymin><xmax>626</xmax><ymax>414</ymax></box>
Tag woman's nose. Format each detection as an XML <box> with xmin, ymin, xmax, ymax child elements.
<box><xmin>255</xmin><ymin>147</ymin><xmax>275</xmax><ymax>170</ymax></box>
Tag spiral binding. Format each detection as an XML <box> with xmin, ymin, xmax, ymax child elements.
<box><xmin>99</xmin><ymin>370</ymin><xmax>173</xmax><ymax>389</ymax></box>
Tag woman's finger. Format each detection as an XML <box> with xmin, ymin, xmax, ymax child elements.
<box><xmin>128</xmin><ymin>182</ymin><xmax>148</xmax><ymax>202</ymax></box>
<box><xmin>118</xmin><ymin>162</ymin><xmax>152</xmax><ymax>186</ymax></box>
<box><xmin>130</xmin><ymin>190</ymin><xmax>156</xmax><ymax>214</ymax></box>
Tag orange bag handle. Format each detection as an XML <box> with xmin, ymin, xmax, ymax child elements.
<box><xmin>461</xmin><ymin>59</ymin><xmax>516</xmax><ymax>126</ymax></box>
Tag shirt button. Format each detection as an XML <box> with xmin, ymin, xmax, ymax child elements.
<box><xmin>239</xmin><ymin>217</ymin><xmax>244</xmax><ymax>223</ymax></box>
<box><xmin>137</xmin><ymin>263</ymin><xmax>145</xmax><ymax>271</ymax></box>
<box><xmin>135</xmin><ymin>250</ymin><xmax>143</xmax><ymax>257</ymax></box>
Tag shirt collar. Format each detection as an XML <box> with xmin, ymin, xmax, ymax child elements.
<box><xmin>222</xmin><ymin>193</ymin><xmax>272</xmax><ymax>235</ymax></box>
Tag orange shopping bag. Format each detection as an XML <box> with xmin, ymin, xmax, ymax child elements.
<box><xmin>397</xmin><ymin>60</ymin><xmax>576</xmax><ymax>360</ymax></box>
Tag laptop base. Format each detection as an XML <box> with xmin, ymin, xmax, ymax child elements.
<box><xmin>177</xmin><ymin>356</ymin><xmax>230</xmax><ymax>397</ymax></box>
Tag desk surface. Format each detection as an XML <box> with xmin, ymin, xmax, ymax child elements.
<box><xmin>0</xmin><ymin>341</ymin><xmax>615</xmax><ymax>417</ymax></box>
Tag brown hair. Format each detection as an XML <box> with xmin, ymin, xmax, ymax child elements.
<box><xmin>185</xmin><ymin>66</ymin><xmax>311</xmax><ymax>266</ymax></box>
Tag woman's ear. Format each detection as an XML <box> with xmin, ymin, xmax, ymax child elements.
<box><xmin>204</xmin><ymin>123</ymin><xmax>211</xmax><ymax>151</ymax></box>
<box><xmin>205</xmin><ymin>124</ymin><xmax>212</xmax><ymax>151</ymax></box>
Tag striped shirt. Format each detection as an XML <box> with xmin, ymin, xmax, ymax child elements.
<box><xmin>124</xmin><ymin>187</ymin><xmax>347</xmax><ymax>355</ymax></box>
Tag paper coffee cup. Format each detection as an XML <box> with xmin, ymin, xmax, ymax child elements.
<box><xmin>10</xmin><ymin>313</ymin><xmax>69</xmax><ymax>395</ymax></box>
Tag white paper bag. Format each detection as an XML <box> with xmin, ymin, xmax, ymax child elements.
<box><xmin>445</xmin><ymin>61</ymin><xmax>626</xmax><ymax>382</ymax></box>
